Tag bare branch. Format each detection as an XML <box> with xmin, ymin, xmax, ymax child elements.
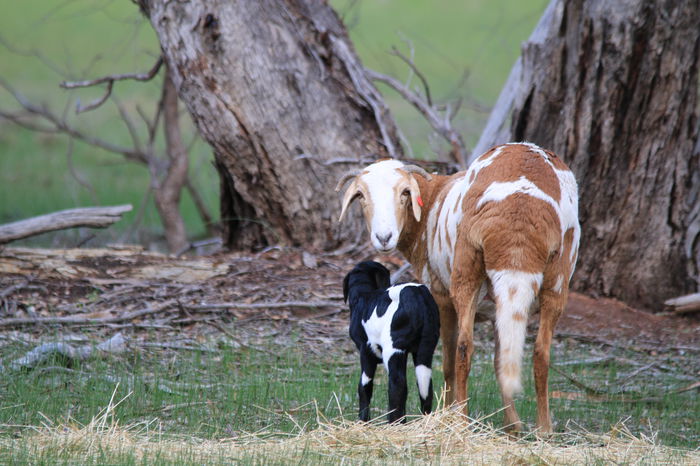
<box><xmin>60</xmin><ymin>56</ymin><xmax>164</xmax><ymax>113</ymax></box>
<box><xmin>366</xmin><ymin>68</ymin><xmax>467</xmax><ymax>166</ymax></box>
<box><xmin>60</xmin><ymin>56</ymin><xmax>163</xmax><ymax>88</ymax></box>
<box><xmin>390</xmin><ymin>46</ymin><xmax>433</xmax><ymax>106</ymax></box>
<box><xmin>0</xmin><ymin>78</ymin><xmax>148</xmax><ymax>163</ymax></box>
<box><xmin>74</xmin><ymin>80</ymin><xmax>113</xmax><ymax>114</ymax></box>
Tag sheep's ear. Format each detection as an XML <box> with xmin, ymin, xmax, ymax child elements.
<box><xmin>338</xmin><ymin>180</ymin><xmax>360</xmax><ymax>222</ymax></box>
<box><xmin>342</xmin><ymin>273</ymin><xmax>350</xmax><ymax>303</ymax></box>
<box><xmin>407</xmin><ymin>175</ymin><xmax>423</xmax><ymax>222</ymax></box>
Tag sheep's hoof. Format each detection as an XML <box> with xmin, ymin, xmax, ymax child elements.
<box><xmin>503</xmin><ymin>421</ymin><xmax>525</xmax><ymax>438</ymax></box>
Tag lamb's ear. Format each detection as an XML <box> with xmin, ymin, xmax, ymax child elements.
<box><xmin>373</xmin><ymin>264</ymin><xmax>391</xmax><ymax>290</ymax></box>
<box><xmin>338</xmin><ymin>180</ymin><xmax>361</xmax><ymax>222</ymax></box>
<box><xmin>407</xmin><ymin>175</ymin><xmax>423</xmax><ymax>222</ymax></box>
<box><xmin>342</xmin><ymin>273</ymin><xmax>350</xmax><ymax>303</ymax></box>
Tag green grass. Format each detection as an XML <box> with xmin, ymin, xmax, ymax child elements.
<box><xmin>1</xmin><ymin>334</ymin><xmax>697</xmax><ymax>459</ymax></box>
<box><xmin>0</xmin><ymin>1</ymin><xmax>547</xmax><ymax>246</ymax></box>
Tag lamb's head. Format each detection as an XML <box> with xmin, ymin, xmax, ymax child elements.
<box><xmin>336</xmin><ymin>160</ymin><xmax>432</xmax><ymax>252</ymax></box>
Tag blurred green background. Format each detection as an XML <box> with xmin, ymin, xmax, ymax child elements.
<box><xmin>0</xmin><ymin>0</ymin><xmax>547</xmax><ymax>248</ymax></box>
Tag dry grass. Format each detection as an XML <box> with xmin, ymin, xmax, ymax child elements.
<box><xmin>2</xmin><ymin>391</ymin><xmax>698</xmax><ymax>465</ymax></box>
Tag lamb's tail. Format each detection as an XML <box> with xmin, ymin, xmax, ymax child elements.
<box><xmin>488</xmin><ymin>270</ymin><xmax>542</xmax><ymax>398</ymax></box>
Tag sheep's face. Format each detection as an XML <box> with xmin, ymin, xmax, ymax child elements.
<box><xmin>337</xmin><ymin>160</ymin><xmax>424</xmax><ymax>252</ymax></box>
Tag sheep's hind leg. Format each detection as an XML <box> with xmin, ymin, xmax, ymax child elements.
<box><xmin>386</xmin><ymin>351</ymin><xmax>408</xmax><ymax>423</ymax></box>
<box><xmin>533</xmin><ymin>287</ymin><xmax>566</xmax><ymax>434</ymax></box>
<box><xmin>358</xmin><ymin>346</ymin><xmax>379</xmax><ymax>422</ymax></box>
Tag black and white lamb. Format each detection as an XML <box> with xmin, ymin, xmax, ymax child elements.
<box><xmin>343</xmin><ymin>261</ymin><xmax>441</xmax><ymax>423</ymax></box>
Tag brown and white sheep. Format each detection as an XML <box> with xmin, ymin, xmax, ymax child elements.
<box><xmin>336</xmin><ymin>142</ymin><xmax>580</xmax><ymax>433</ymax></box>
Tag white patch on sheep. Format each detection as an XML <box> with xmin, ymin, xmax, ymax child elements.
<box><xmin>361</xmin><ymin>372</ymin><xmax>372</xmax><ymax>386</ymax></box>
<box><xmin>427</xmin><ymin>145</ymin><xmax>507</xmax><ymax>289</ymax></box>
<box><xmin>415</xmin><ymin>364</ymin><xmax>432</xmax><ymax>400</ymax></box>
<box><xmin>477</xmin><ymin>175</ymin><xmax>580</xmax><ymax>260</ymax></box>
<box><xmin>488</xmin><ymin>269</ymin><xmax>543</xmax><ymax>398</ymax></box>
<box><xmin>360</xmin><ymin>160</ymin><xmax>405</xmax><ymax>251</ymax></box>
<box><xmin>362</xmin><ymin>283</ymin><xmax>422</xmax><ymax>369</ymax></box>
<box><xmin>552</xmin><ymin>275</ymin><xmax>564</xmax><ymax>294</ymax></box>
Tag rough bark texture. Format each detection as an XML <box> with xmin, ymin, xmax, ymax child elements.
<box><xmin>474</xmin><ymin>0</ymin><xmax>700</xmax><ymax>310</ymax></box>
<box><xmin>138</xmin><ymin>0</ymin><xmax>401</xmax><ymax>250</ymax></box>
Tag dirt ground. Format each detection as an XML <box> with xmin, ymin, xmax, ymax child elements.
<box><xmin>0</xmin><ymin>245</ymin><xmax>698</xmax><ymax>356</ymax></box>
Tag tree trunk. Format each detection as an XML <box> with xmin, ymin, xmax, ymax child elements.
<box><xmin>137</xmin><ymin>0</ymin><xmax>401</xmax><ymax>250</ymax></box>
<box><xmin>153</xmin><ymin>68</ymin><xmax>189</xmax><ymax>254</ymax></box>
<box><xmin>474</xmin><ymin>0</ymin><xmax>700</xmax><ymax>310</ymax></box>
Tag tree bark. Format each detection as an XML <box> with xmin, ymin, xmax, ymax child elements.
<box><xmin>137</xmin><ymin>0</ymin><xmax>401</xmax><ymax>250</ymax></box>
<box><xmin>474</xmin><ymin>0</ymin><xmax>700</xmax><ymax>310</ymax></box>
<box><xmin>153</xmin><ymin>68</ymin><xmax>190</xmax><ymax>254</ymax></box>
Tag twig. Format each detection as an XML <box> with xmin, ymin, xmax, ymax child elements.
<box><xmin>0</xmin><ymin>78</ymin><xmax>147</xmax><ymax>163</ymax></box>
<box><xmin>186</xmin><ymin>300</ymin><xmax>342</xmax><ymax>311</ymax></box>
<box><xmin>60</xmin><ymin>57</ymin><xmax>164</xmax><ymax>114</ymax></box>
<box><xmin>0</xmin><ymin>301</ymin><xmax>174</xmax><ymax>328</ymax></box>
<box><xmin>550</xmin><ymin>365</ymin><xmax>607</xmax><ymax>395</ymax></box>
<box><xmin>366</xmin><ymin>68</ymin><xmax>466</xmax><ymax>166</ymax></box>
<box><xmin>390</xmin><ymin>46</ymin><xmax>432</xmax><ymax>106</ymax></box>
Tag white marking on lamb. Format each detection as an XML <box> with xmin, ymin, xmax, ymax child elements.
<box><xmin>415</xmin><ymin>364</ymin><xmax>432</xmax><ymax>399</ymax></box>
<box><xmin>362</xmin><ymin>283</ymin><xmax>422</xmax><ymax>369</ymax></box>
<box><xmin>361</xmin><ymin>372</ymin><xmax>372</xmax><ymax>386</ymax></box>
<box><xmin>488</xmin><ymin>269</ymin><xmax>543</xmax><ymax>398</ymax></box>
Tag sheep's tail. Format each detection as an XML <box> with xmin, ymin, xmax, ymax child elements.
<box><xmin>488</xmin><ymin>270</ymin><xmax>542</xmax><ymax>398</ymax></box>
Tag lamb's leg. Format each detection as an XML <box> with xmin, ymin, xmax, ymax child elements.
<box><xmin>413</xmin><ymin>352</ymin><xmax>435</xmax><ymax>415</ymax></box>
<box><xmin>386</xmin><ymin>351</ymin><xmax>408</xmax><ymax>423</ymax></box>
<box><xmin>358</xmin><ymin>346</ymin><xmax>378</xmax><ymax>422</ymax></box>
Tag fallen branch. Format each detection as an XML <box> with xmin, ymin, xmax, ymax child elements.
<box><xmin>4</xmin><ymin>332</ymin><xmax>127</xmax><ymax>371</ymax></box>
<box><xmin>0</xmin><ymin>302</ymin><xmax>172</xmax><ymax>329</ymax></box>
<box><xmin>186</xmin><ymin>300</ymin><xmax>342</xmax><ymax>312</ymax></box>
<box><xmin>0</xmin><ymin>205</ymin><xmax>132</xmax><ymax>244</ymax></box>
<box><xmin>663</xmin><ymin>292</ymin><xmax>700</xmax><ymax>314</ymax></box>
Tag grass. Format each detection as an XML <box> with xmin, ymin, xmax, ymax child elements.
<box><xmin>0</xmin><ymin>331</ymin><xmax>698</xmax><ymax>463</ymax></box>
<box><xmin>0</xmin><ymin>0</ymin><xmax>548</xmax><ymax>246</ymax></box>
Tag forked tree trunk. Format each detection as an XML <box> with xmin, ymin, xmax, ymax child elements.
<box><xmin>137</xmin><ymin>0</ymin><xmax>401</xmax><ymax>250</ymax></box>
<box><xmin>474</xmin><ymin>0</ymin><xmax>700</xmax><ymax>310</ymax></box>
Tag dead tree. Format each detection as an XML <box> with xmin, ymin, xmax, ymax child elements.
<box><xmin>474</xmin><ymin>0</ymin><xmax>700</xmax><ymax>310</ymax></box>
<box><xmin>1</xmin><ymin>59</ymin><xmax>215</xmax><ymax>253</ymax></box>
<box><xmin>136</xmin><ymin>0</ymin><xmax>402</xmax><ymax>250</ymax></box>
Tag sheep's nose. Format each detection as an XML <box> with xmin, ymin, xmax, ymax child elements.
<box><xmin>375</xmin><ymin>232</ymin><xmax>392</xmax><ymax>247</ymax></box>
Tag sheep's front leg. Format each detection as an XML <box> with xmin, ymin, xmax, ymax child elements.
<box><xmin>358</xmin><ymin>346</ymin><xmax>379</xmax><ymax>422</ymax></box>
<box><xmin>386</xmin><ymin>351</ymin><xmax>408</xmax><ymax>423</ymax></box>
<box><xmin>432</xmin><ymin>292</ymin><xmax>456</xmax><ymax>404</ymax></box>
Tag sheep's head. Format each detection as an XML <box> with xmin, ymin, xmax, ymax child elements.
<box><xmin>335</xmin><ymin>160</ymin><xmax>432</xmax><ymax>252</ymax></box>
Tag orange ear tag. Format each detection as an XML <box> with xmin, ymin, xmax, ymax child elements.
<box><xmin>417</xmin><ymin>196</ymin><xmax>424</xmax><ymax>207</ymax></box>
